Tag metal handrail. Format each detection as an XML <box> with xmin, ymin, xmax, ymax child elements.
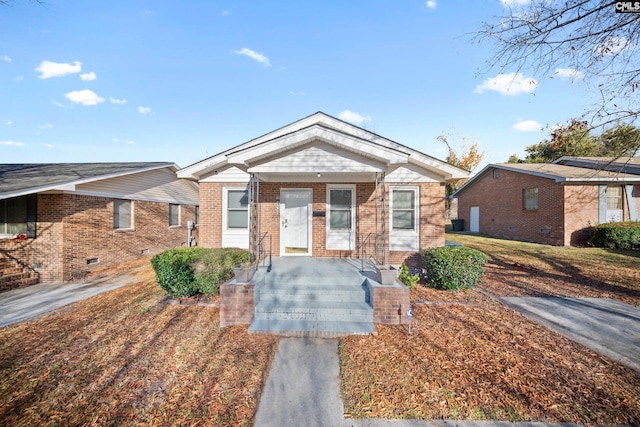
<box><xmin>257</xmin><ymin>231</ymin><xmax>272</xmax><ymax>272</ymax></box>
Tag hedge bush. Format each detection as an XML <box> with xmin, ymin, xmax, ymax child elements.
<box><xmin>422</xmin><ymin>246</ymin><xmax>487</xmax><ymax>291</ymax></box>
<box><xmin>150</xmin><ymin>247</ymin><xmax>249</xmax><ymax>298</ymax></box>
<box><xmin>590</xmin><ymin>222</ymin><xmax>640</xmax><ymax>250</ymax></box>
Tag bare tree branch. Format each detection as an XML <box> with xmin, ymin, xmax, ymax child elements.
<box><xmin>476</xmin><ymin>1</ymin><xmax>640</xmax><ymax>127</ymax></box>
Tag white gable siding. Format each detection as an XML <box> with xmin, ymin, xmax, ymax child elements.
<box><xmin>200</xmin><ymin>166</ymin><xmax>250</xmax><ymax>183</ymax></box>
<box><xmin>386</xmin><ymin>164</ymin><xmax>443</xmax><ymax>183</ymax></box>
<box><xmin>251</xmin><ymin>144</ymin><xmax>385</xmax><ymax>173</ymax></box>
<box><xmin>75</xmin><ymin>168</ymin><xmax>199</xmax><ymax>204</ymax></box>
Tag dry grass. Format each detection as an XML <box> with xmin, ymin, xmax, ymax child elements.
<box><xmin>0</xmin><ymin>260</ymin><xmax>278</xmax><ymax>427</ymax></box>
<box><xmin>340</xmin><ymin>234</ymin><xmax>640</xmax><ymax>425</ymax></box>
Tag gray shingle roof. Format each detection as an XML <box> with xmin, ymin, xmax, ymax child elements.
<box><xmin>0</xmin><ymin>162</ymin><xmax>174</xmax><ymax>197</ymax></box>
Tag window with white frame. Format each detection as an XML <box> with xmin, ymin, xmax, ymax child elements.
<box><xmin>114</xmin><ymin>199</ymin><xmax>133</xmax><ymax>229</ymax></box>
<box><xmin>523</xmin><ymin>188</ymin><xmax>538</xmax><ymax>211</ymax></box>
<box><xmin>227</xmin><ymin>189</ymin><xmax>249</xmax><ymax>229</ymax></box>
<box><xmin>392</xmin><ymin>189</ymin><xmax>416</xmax><ymax>230</ymax></box>
<box><xmin>169</xmin><ymin>204</ymin><xmax>180</xmax><ymax>226</ymax></box>
<box><xmin>329</xmin><ymin>189</ymin><xmax>353</xmax><ymax>230</ymax></box>
<box><xmin>389</xmin><ymin>186</ymin><xmax>419</xmax><ymax>251</ymax></box>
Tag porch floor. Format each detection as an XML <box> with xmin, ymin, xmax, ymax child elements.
<box><xmin>248</xmin><ymin>257</ymin><xmax>378</xmax><ymax>337</ymax></box>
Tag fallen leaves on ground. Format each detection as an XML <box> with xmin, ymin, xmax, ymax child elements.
<box><xmin>340</xmin><ymin>235</ymin><xmax>640</xmax><ymax>425</ymax></box>
<box><xmin>0</xmin><ymin>260</ymin><xmax>278</xmax><ymax>426</ymax></box>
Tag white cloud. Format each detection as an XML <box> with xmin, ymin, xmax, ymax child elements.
<box><xmin>138</xmin><ymin>106</ymin><xmax>151</xmax><ymax>114</ymax></box>
<box><xmin>0</xmin><ymin>140</ymin><xmax>24</xmax><ymax>147</ymax></box>
<box><xmin>16</xmin><ymin>76</ymin><xmax>24</xmax><ymax>81</ymax></box>
<box><xmin>64</xmin><ymin>89</ymin><xmax>105</xmax><ymax>106</ymax></box>
<box><xmin>125</xmin><ymin>139</ymin><xmax>136</xmax><ymax>145</ymax></box>
<box><xmin>338</xmin><ymin>110</ymin><xmax>371</xmax><ymax>124</ymax></box>
<box><xmin>289</xmin><ymin>91</ymin><xmax>305</xmax><ymax>96</ymax></box>
<box><xmin>5</xmin><ymin>120</ymin><xmax>12</xmax><ymax>125</ymax></box>
<box><xmin>1</xmin><ymin>55</ymin><xmax>11</xmax><ymax>62</ymax></box>
<box><xmin>474</xmin><ymin>72</ymin><xmax>538</xmax><ymax>95</ymax></box>
<box><xmin>513</xmin><ymin>120</ymin><xmax>543</xmax><ymax>132</ymax></box>
<box><xmin>80</xmin><ymin>72</ymin><xmax>96</xmax><ymax>81</ymax></box>
<box><xmin>35</xmin><ymin>60</ymin><xmax>82</xmax><ymax>79</ymax></box>
<box><xmin>38</xmin><ymin>123</ymin><xmax>53</xmax><ymax>130</ymax></box>
<box><xmin>45</xmin><ymin>144</ymin><xmax>54</xmax><ymax>148</ymax></box>
<box><xmin>595</xmin><ymin>36</ymin><xmax>632</xmax><ymax>56</ymax></box>
<box><xmin>500</xmin><ymin>0</ymin><xmax>531</xmax><ymax>6</ymax></box>
<box><xmin>554</xmin><ymin>67</ymin><xmax>585</xmax><ymax>80</ymax></box>
<box><xmin>222</xmin><ymin>10</ymin><xmax>231</xmax><ymax>16</ymax></box>
<box><xmin>233</xmin><ymin>48</ymin><xmax>271</xmax><ymax>67</ymax></box>
<box><xmin>110</xmin><ymin>97</ymin><xmax>127</xmax><ymax>105</ymax></box>
<box><xmin>426</xmin><ymin>1</ymin><xmax>437</xmax><ymax>9</ymax></box>
<box><xmin>52</xmin><ymin>99</ymin><xmax>68</xmax><ymax>108</ymax></box>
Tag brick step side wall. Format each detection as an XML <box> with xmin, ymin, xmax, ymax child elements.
<box><xmin>0</xmin><ymin>255</ymin><xmax>39</xmax><ymax>292</ymax></box>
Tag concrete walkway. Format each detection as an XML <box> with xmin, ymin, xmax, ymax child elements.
<box><xmin>0</xmin><ymin>269</ymin><xmax>141</xmax><ymax>327</ymax></box>
<box><xmin>501</xmin><ymin>297</ymin><xmax>640</xmax><ymax>373</ymax></box>
<box><xmin>254</xmin><ymin>337</ymin><xmax>583</xmax><ymax>427</ymax></box>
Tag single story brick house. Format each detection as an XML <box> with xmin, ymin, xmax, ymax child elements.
<box><xmin>0</xmin><ymin>163</ymin><xmax>199</xmax><ymax>288</ymax></box>
<box><xmin>177</xmin><ymin>112</ymin><xmax>468</xmax><ymax>267</ymax></box>
<box><xmin>452</xmin><ymin>158</ymin><xmax>640</xmax><ymax>246</ymax></box>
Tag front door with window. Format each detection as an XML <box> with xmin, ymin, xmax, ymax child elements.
<box><xmin>280</xmin><ymin>189</ymin><xmax>312</xmax><ymax>255</ymax></box>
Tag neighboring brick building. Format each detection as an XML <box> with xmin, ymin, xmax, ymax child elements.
<box><xmin>452</xmin><ymin>159</ymin><xmax>640</xmax><ymax>246</ymax></box>
<box><xmin>1</xmin><ymin>163</ymin><xmax>199</xmax><ymax>288</ymax></box>
<box><xmin>178</xmin><ymin>112</ymin><xmax>468</xmax><ymax>267</ymax></box>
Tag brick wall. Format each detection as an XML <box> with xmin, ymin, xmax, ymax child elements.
<box><xmin>1</xmin><ymin>194</ymin><xmax>198</xmax><ymax>283</ymax></box>
<box><xmin>219</xmin><ymin>282</ymin><xmax>255</xmax><ymax>327</ymax></box>
<box><xmin>0</xmin><ymin>194</ymin><xmax>65</xmax><ymax>283</ymax></box>
<box><xmin>371</xmin><ymin>284</ymin><xmax>411</xmax><ymax>325</ymax></box>
<box><xmin>199</xmin><ymin>180</ymin><xmax>445</xmax><ymax>268</ymax></box>
<box><xmin>457</xmin><ymin>168</ymin><xmax>565</xmax><ymax>246</ymax></box>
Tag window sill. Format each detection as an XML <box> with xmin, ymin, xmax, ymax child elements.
<box><xmin>114</xmin><ymin>228</ymin><xmax>135</xmax><ymax>232</ymax></box>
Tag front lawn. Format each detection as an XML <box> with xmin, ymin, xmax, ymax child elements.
<box><xmin>0</xmin><ymin>259</ymin><xmax>278</xmax><ymax>426</ymax></box>
<box><xmin>340</xmin><ymin>234</ymin><xmax>640</xmax><ymax>425</ymax></box>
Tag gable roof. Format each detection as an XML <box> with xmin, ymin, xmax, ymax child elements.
<box><xmin>553</xmin><ymin>156</ymin><xmax>640</xmax><ymax>175</ymax></box>
<box><xmin>178</xmin><ymin>112</ymin><xmax>468</xmax><ymax>182</ymax></box>
<box><xmin>451</xmin><ymin>162</ymin><xmax>640</xmax><ymax>198</ymax></box>
<box><xmin>0</xmin><ymin>162</ymin><xmax>198</xmax><ymax>203</ymax></box>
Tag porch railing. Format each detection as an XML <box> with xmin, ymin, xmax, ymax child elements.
<box><xmin>257</xmin><ymin>231</ymin><xmax>272</xmax><ymax>272</ymax></box>
<box><xmin>356</xmin><ymin>232</ymin><xmax>384</xmax><ymax>272</ymax></box>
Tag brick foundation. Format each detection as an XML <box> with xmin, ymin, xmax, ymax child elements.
<box><xmin>219</xmin><ymin>282</ymin><xmax>255</xmax><ymax>327</ymax></box>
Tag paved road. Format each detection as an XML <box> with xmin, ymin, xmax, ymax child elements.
<box><xmin>0</xmin><ymin>269</ymin><xmax>140</xmax><ymax>327</ymax></box>
<box><xmin>501</xmin><ymin>297</ymin><xmax>640</xmax><ymax>373</ymax></box>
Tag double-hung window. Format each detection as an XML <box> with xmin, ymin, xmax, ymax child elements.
<box><xmin>329</xmin><ymin>189</ymin><xmax>353</xmax><ymax>230</ymax></box>
<box><xmin>392</xmin><ymin>190</ymin><xmax>416</xmax><ymax>230</ymax></box>
<box><xmin>114</xmin><ymin>199</ymin><xmax>133</xmax><ymax>230</ymax></box>
<box><xmin>169</xmin><ymin>204</ymin><xmax>180</xmax><ymax>226</ymax></box>
<box><xmin>389</xmin><ymin>187</ymin><xmax>419</xmax><ymax>251</ymax></box>
<box><xmin>523</xmin><ymin>188</ymin><xmax>538</xmax><ymax>211</ymax></box>
<box><xmin>227</xmin><ymin>189</ymin><xmax>249</xmax><ymax>229</ymax></box>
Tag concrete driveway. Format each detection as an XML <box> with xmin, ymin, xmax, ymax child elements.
<box><xmin>500</xmin><ymin>297</ymin><xmax>640</xmax><ymax>373</ymax></box>
<box><xmin>0</xmin><ymin>268</ymin><xmax>141</xmax><ymax>328</ymax></box>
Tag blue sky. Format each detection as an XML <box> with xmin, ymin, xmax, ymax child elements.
<box><xmin>1</xmin><ymin>0</ymin><xmax>594</xmax><ymax>170</ymax></box>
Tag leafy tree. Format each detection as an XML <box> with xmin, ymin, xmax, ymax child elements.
<box><xmin>437</xmin><ymin>133</ymin><xmax>484</xmax><ymax>195</ymax></box>
<box><xmin>509</xmin><ymin>120</ymin><xmax>640</xmax><ymax>163</ymax></box>
<box><xmin>478</xmin><ymin>1</ymin><xmax>640</xmax><ymax>127</ymax></box>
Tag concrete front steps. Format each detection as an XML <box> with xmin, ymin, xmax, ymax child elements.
<box><xmin>0</xmin><ymin>255</ymin><xmax>39</xmax><ymax>292</ymax></box>
<box><xmin>248</xmin><ymin>261</ymin><xmax>375</xmax><ymax>337</ymax></box>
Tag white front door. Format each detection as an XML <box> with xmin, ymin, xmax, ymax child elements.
<box><xmin>280</xmin><ymin>189</ymin><xmax>312</xmax><ymax>256</ymax></box>
<box><xmin>470</xmin><ymin>206</ymin><xmax>479</xmax><ymax>233</ymax></box>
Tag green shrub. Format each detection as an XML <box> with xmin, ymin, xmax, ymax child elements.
<box><xmin>398</xmin><ymin>263</ymin><xmax>420</xmax><ymax>289</ymax></box>
<box><xmin>422</xmin><ymin>246</ymin><xmax>487</xmax><ymax>291</ymax></box>
<box><xmin>590</xmin><ymin>222</ymin><xmax>640</xmax><ymax>250</ymax></box>
<box><xmin>151</xmin><ymin>247</ymin><xmax>249</xmax><ymax>298</ymax></box>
